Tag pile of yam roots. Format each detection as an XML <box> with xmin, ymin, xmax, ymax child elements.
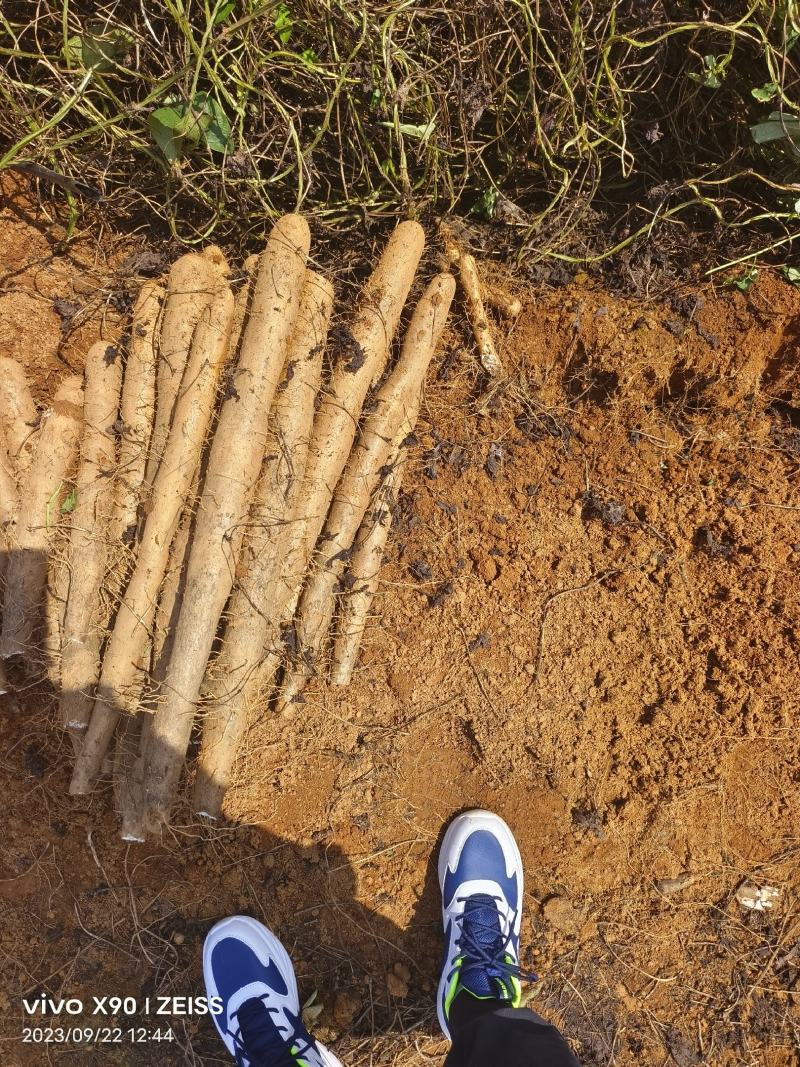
<box><xmin>0</xmin><ymin>216</ymin><xmax>457</xmax><ymax>840</ymax></box>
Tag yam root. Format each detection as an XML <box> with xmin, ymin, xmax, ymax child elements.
<box><xmin>0</xmin><ymin>426</ymin><xmax>20</xmax><ymax>694</ymax></box>
<box><xmin>0</xmin><ymin>375</ymin><xmax>84</xmax><ymax>662</ymax></box>
<box><xmin>0</xmin><ymin>356</ymin><xmax>38</xmax><ymax>475</ymax></box>
<box><xmin>457</xmin><ymin>252</ymin><xmax>502</xmax><ymax>376</ymax></box>
<box><xmin>69</xmin><ymin>283</ymin><xmax>234</xmax><ymax>795</ymax></box>
<box><xmin>113</xmin><ymin>714</ymin><xmax>146</xmax><ymax>842</ymax></box>
<box><xmin>193</xmin><ymin>270</ymin><xmax>333</xmax><ymax>820</ymax></box>
<box><xmin>227</xmin><ymin>253</ymin><xmax>260</xmax><ymax>361</ymax></box>
<box><xmin>114</xmin><ymin>501</ymin><xmax>194</xmax><ymax>841</ymax></box>
<box><xmin>142</xmin><ymin>214</ymin><xmax>311</xmax><ymax>826</ymax></box>
<box><xmin>0</xmin><ymin>424</ymin><xmax>21</xmax><ymax>600</ymax></box>
<box><xmin>144</xmin><ymin>246</ymin><xmax>228</xmax><ymax>487</ymax></box>
<box><xmin>277</xmin><ymin>272</ymin><xmax>455</xmax><ymax>713</ymax></box>
<box><xmin>111</xmin><ymin>283</ymin><xmax>162</xmax><ymax>548</ymax></box>
<box><xmin>43</xmin><ymin>538</ymin><xmax>70</xmax><ymax>695</ymax></box>
<box><xmin>440</xmin><ymin>226</ymin><xmax>503</xmax><ymax>375</ymax></box>
<box><xmin>300</xmin><ymin>220</ymin><xmax>424</xmax><ymax>557</ymax></box>
<box><xmin>60</xmin><ymin>342</ymin><xmax>123</xmax><ymax>736</ymax></box>
<box><xmin>330</xmin><ymin>457</ymin><xmax>403</xmax><ymax>687</ymax></box>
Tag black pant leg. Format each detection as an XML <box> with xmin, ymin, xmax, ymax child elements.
<box><xmin>444</xmin><ymin>1005</ymin><xmax>581</xmax><ymax>1067</ymax></box>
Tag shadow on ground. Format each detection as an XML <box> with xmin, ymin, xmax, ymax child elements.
<box><xmin>0</xmin><ymin>546</ymin><xmax>455</xmax><ymax>1065</ymax></box>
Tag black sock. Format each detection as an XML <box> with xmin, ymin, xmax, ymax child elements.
<box><xmin>449</xmin><ymin>990</ymin><xmax>507</xmax><ymax>1034</ymax></box>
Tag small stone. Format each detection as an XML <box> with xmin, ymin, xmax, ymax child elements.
<box><xmin>172</xmin><ymin>932</ymin><xmax>185</xmax><ymax>945</ymax></box>
<box><xmin>393</xmin><ymin>961</ymin><xmax>411</xmax><ymax>983</ymax></box>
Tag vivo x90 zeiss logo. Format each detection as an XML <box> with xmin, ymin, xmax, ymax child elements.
<box><xmin>22</xmin><ymin>995</ymin><xmax>223</xmax><ymax>1016</ymax></box>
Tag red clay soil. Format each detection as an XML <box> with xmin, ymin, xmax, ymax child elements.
<box><xmin>1</xmin><ymin>180</ymin><xmax>799</xmax><ymax>1066</ymax></box>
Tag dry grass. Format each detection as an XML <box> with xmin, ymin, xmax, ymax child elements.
<box><xmin>2</xmin><ymin>1</ymin><xmax>800</xmax><ymax>269</ymax></box>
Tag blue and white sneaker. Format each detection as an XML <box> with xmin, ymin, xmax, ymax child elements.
<box><xmin>437</xmin><ymin>809</ymin><xmax>531</xmax><ymax>1040</ymax></box>
<box><xmin>203</xmin><ymin>916</ymin><xmax>342</xmax><ymax>1067</ymax></box>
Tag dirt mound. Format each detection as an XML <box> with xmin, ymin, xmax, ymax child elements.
<box><xmin>1</xmin><ymin>185</ymin><xmax>798</xmax><ymax>1066</ymax></box>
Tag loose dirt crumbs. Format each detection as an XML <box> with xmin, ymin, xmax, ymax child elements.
<box><xmin>1</xmin><ymin>184</ymin><xmax>798</xmax><ymax>1066</ymax></box>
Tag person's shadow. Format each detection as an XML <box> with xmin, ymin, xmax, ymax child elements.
<box><xmin>0</xmin><ymin>548</ymin><xmax>450</xmax><ymax>1066</ymax></box>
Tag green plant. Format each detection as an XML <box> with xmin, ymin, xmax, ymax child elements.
<box><xmin>1</xmin><ymin>0</ymin><xmax>799</xmax><ymax>267</ymax></box>
<box><xmin>148</xmin><ymin>92</ymin><xmax>232</xmax><ymax>163</ymax></box>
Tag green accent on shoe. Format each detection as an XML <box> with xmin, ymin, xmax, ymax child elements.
<box><xmin>505</xmin><ymin>956</ymin><xmax>523</xmax><ymax>1007</ymax></box>
<box><xmin>443</xmin><ymin>959</ymin><xmax>463</xmax><ymax>1018</ymax></box>
<box><xmin>445</xmin><ymin>954</ymin><xmax>523</xmax><ymax>1020</ymax></box>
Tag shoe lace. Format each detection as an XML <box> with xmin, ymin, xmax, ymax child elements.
<box><xmin>229</xmin><ymin>996</ymin><xmax>315</xmax><ymax>1067</ymax></box>
<box><xmin>448</xmin><ymin>894</ymin><xmax>536</xmax><ymax>996</ymax></box>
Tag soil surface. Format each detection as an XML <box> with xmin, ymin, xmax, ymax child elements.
<box><xmin>1</xmin><ymin>179</ymin><xmax>799</xmax><ymax>1067</ymax></box>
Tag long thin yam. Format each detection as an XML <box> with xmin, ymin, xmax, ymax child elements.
<box><xmin>43</xmin><ymin>539</ymin><xmax>70</xmax><ymax>695</ymax></box>
<box><xmin>142</xmin><ymin>214</ymin><xmax>311</xmax><ymax>826</ymax></box>
<box><xmin>0</xmin><ymin>356</ymin><xmax>38</xmax><ymax>475</ymax></box>
<box><xmin>144</xmin><ymin>246</ymin><xmax>228</xmax><ymax>487</ymax></box>
<box><xmin>111</xmin><ymin>283</ymin><xmax>162</xmax><ymax>547</ymax></box>
<box><xmin>0</xmin><ymin>427</ymin><xmax>20</xmax><ymax>694</ymax></box>
<box><xmin>193</xmin><ymin>270</ymin><xmax>333</xmax><ymax>820</ymax></box>
<box><xmin>300</xmin><ymin>220</ymin><xmax>424</xmax><ymax>557</ymax></box>
<box><xmin>69</xmin><ymin>284</ymin><xmax>234</xmax><ymax>795</ymax></box>
<box><xmin>113</xmin><ymin>714</ymin><xmax>146</xmax><ymax>842</ymax></box>
<box><xmin>0</xmin><ymin>424</ymin><xmax>21</xmax><ymax>597</ymax></box>
<box><xmin>277</xmin><ymin>272</ymin><xmax>455</xmax><ymax>713</ymax></box>
<box><xmin>458</xmin><ymin>252</ymin><xmax>502</xmax><ymax>376</ymax></box>
<box><xmin>60</xmin><ymin>342</ymin><xmax>123</xmax><ymax>736</ymax></box>
<box><xmin>0</xmin><ymin>375</ymin><xmax>84</xmax><ymax>662</ymax></box>
<box><xmin>114</xmin><ymin>503</ymin><xmax>193</xmax><ymax>842</ymax></box>
<box><xmin>440</xmin><ymin>225</ymin><xmax>503</xmax><ymax>375</ymax></box>
<box><xmin>330</xmin><ymin>456</ymin><xmax>404</xmax><ymax>687</ymax></box>
<box><xmin>227</xmin><ymin>253</ymin><xmax>260</xmax><ymax>361</ymax></box>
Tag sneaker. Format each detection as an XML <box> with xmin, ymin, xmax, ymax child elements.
<box><xmin>437</xmin><ymin>809</ymin><xmax>531</xmax><ymax>1040</ymax></box>
<box><xmin>203</xmin><ymin>915</ymin><xmax>342</xmax><ymax>1067</ymax></box>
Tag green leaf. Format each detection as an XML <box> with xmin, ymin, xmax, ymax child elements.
<box><xmin>397</xmin><ymin>120</ymin><xmax>435</xmax><ymax>142</ymax></box>
<box><xmin>60</xmin><ymin>488</ymin><xmax>78</xmax><ymax>515</ymax></box>
<box><xmin>148</xmin><ymin>95</ymin><xmax>232</xmax><ymax>160</ymax></box>
<box><xmin>752</xmin><ymin>82</ymin><xmax>779</xmax><ymax>103</ymax></box>
<box><xmin>181</xmin><ymin>93</ymin><xmax>213</xmax><ymax>145</ymax></box>
<box><xmin>750</xmin><ymin>112</ymin><xmax>800</xmax><ymax>145</ymax></box>
<box><xmin>274</xmin><ymin>2</ymin><xmax>293</xmax><ymax>45</ymax></box>
<box><xmin>729</xmin><ymin>267</ymin><xmax>758</xmax><ymax>292</ymax></box>
<box><xmin>782</xmin><ymin>266</ymin><xmax>800</xmax><ymax>286</ymax></box>
<box><xmin>214</xmin><ymin>1</ymin><xmax>236</xmax><ymax>24</ymax></box>
<box><xmin>688</xmin><ymin>54</ymin><xmax>727</xmax><ymax>89</ymax></box>
<box><xmin>63</xmin><ymin>27</ymin><xmax>132</xmax><ymax>73</ymax></box>
<box><xmin>203</xmin><ymin>97</ymin><xmax>233</xmax><ymax>153</ymax></box>
<box><xmin>63</xmin><ymin>35</ymin><xmax>84</xmax><ymax>69</ymax></box>
<box><xmin>148</xmin><ymin>106</ymin><xmax>185</xmax><ymax>162</ymax></box>
<box><xmin>472</xmin><ymin>185</ymin><xmax>499</xmax><ymax>220</ymax></box>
